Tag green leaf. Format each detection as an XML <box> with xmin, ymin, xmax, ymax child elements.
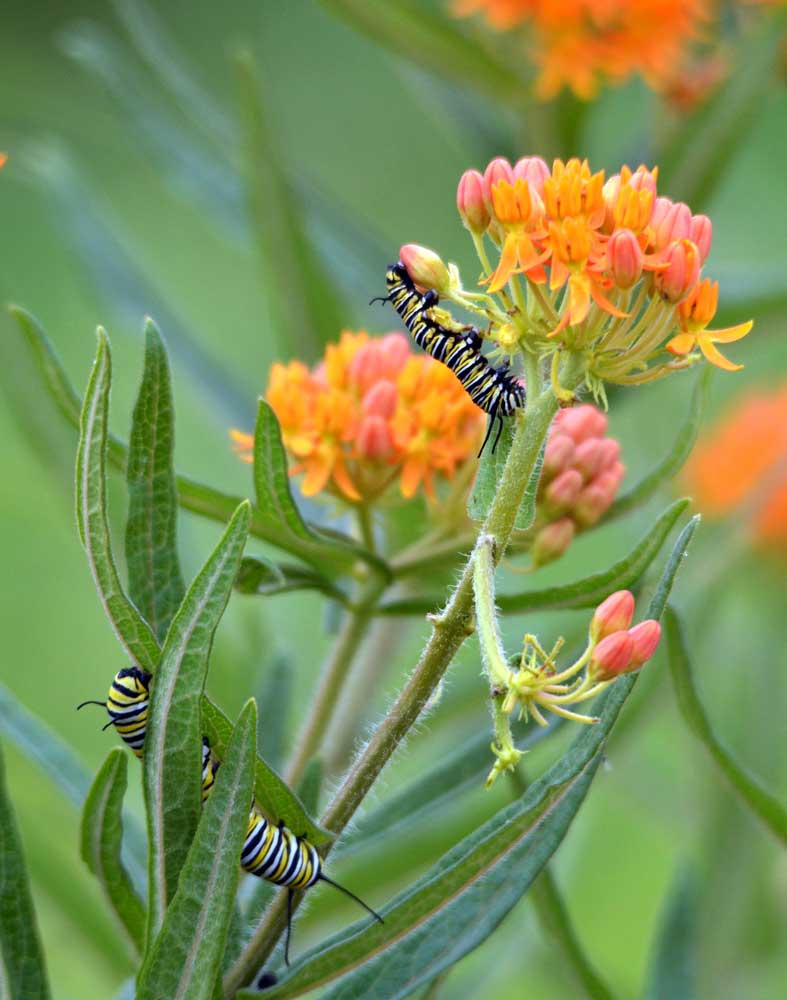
<box><xmin>644</xmin><ymin>869</ymin><xmax>698</xmax><ymax>1000</ymax></box>
<box><xmin>658</xmin><ymin>10</ymin><xmax>787</xmax><ymax>208</ymax></box>
<box><xmin>514</xmin><ymin>439</ymin><xmax>546</xmax><ymax>532</ymax></box>
<box><xmin>379</xmin><ymin>499</ymin><xmax>689</xmax><ymax>617</ymax></box>
<box><xmin>604</xmin><ymin>368</ymin><xmax>711</xmax><ymax>522</ymax></box>
<box><xmin>201</xmin><ymin>697</ymin><xmax>331</xmax><ymax>847</ymax></box>
<box><xmin>232</xmin><ymin>49</ymin><xmax>346</xmax><ymax>356</ymax></box>
<box><xmin>144</xmin><ymin>501</ymin><xmax>251</xmax><ymax>940</ymax></box>
<box><xmin>0</xmin><ymin>741</ymin><xmax>51</xmax><ymax>1000</ymax></box>
<box><xmin>665</xmin><ymin>608</ymin><xmax>787</xmax><ymax>843</ymax></box>
<box><xmin>341</xmin><ymin>719</ymin><xmax>560</xmax><ymax>851</ymax></box>
<box><xmin>75</xmin><ymin>329</ymin><xmax>160</xmax><ymax>673</ymax></box>
<box><xmin>125</xmin><ymin>319</ymin><xmax>185</xmax><ymax>641</ymax></box>
<box><xmin>0</xmin><ymin>682</ymin><xmax>147</xmax><ymax>887</ymax></box>
<box><xmin>80</xmin><ymin>749</ymin><xmax>146</xmax><ymax>953</ymax></box>
<box><xmin>467</xmin><ymin>419</ymin><xmax>513</xmax><ymax>521</ymax></box>
<box><xmin>256</xmin><ymin>655</ymin><xmax>293</xmax><ymax>772</ymax></box>
<box><xmin>295</xmin><ymin>758</ymin><xmax>323</xmax><ymax>817</ymax></box>
<box><xmin>138</xmin><ymin>701</ymin><xmax>257</xmax><ymax>1000</ymax></box>
<box><xmin>7</xmin><ymin>309</ymin><xmax>384</xmax><ymax>578</ymax></box>
<box><xmin>248</xmin><ymin>509</ymin><xmax>699</xmax><ymax>999</ymax></box>
<box><xmin>319</xmin><ymin>0</ymin><xmax>528</xmax><ymax>105</ymax></box>
<box><xmin>235</xmin><ymin>556</ymin><xmax>347</xmax><ymax>604</ymax></box>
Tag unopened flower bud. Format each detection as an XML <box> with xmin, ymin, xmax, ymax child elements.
<box><xmin>574</xmin><ymin>438</ymin><xmax>605</xmax><ymax>481</ymax></box>
<box><xmin>357</xmin><ymin>415</ymin><xmax>393</xmax><ymax>460</ymax></box>
<box><xmin>608</xmin><ymin>228</ymin><xmax>644</xmax><ymax>289</ymax></box>
<box><xmin>399</xmin><ymin>244</ymin><xmax>451</xmax><ymax>295</ymax></box>
<box><xmin>650</xmin><ymin>197</ymin><xmax>691</xmax><ymax>250</ymax></box>
<box><xmin>362</xmin><ymin>379</ymin><xmax>398</xmax><ymax>419</ymax></box>
<box><xmin>457</xmin><ymin>169</ymin><xmax>490</xmax><ymax>234</ymax></box>
<box><xmin>573</xmin><ymin>483</ymin><xmax>609</xmax><ymax>528</ymax></box>
<box><xmin>596</xmin><ymin>438</ymin><xmax>621</xmax><ymax>470</ymax></box>
<box><xmin>379</xmin><ymin>332</ymin><xmax>411</xmax><ymax>371</ymax></box>
<box><xmin>545</xmin><ymin>468</ymin><xmax>583</xmax><ymax>515</ymax></box>
<box><xmin>589</xmin><ymin>631</ymin><xmax>635</xmax><ymax>681</ymax></box>
<box><xmin>690</xmin><ymin>214</ymin><xmax>712</xmax><ymax>262</ymax></box>
<box><xmin>542</xmin><ymin>434</ymin><xmax>575</xmax><ymax>479</ymax></box>
<box><xmin>590</xmin><ymin>591</ymin><xmax>635</xmax><ymax>642</ymax></box>
<box><xmin>482</xmin><ymin>156</ymin><xmax>513</xmax><ymax>210</ymax></box>
<box><xmin>626</xmin><ymin>164</ymin><xmax>658</xmax><ymax>197</ymax></box>
<box><xmin>513</xmin><ymin>156</ymin><xmax>550</xmax><ymax>195</ymax></box>
<box><xmin>654</xmin><ymin>239</ymin><xmax>701</xmax><ymax>304</ymax></box>
<box><xmin>628</xmin><ymin>620</ymin><xmax>661</xmax><ymax>667</ymax></box>
<box><xmin>554</xmin><ymin>405</ymin><xmax>607</xmax><ymax>444</ymax></box>
<box><xmin>532</xmin><ymin>517</ymin><xmax>575</xmax><ymax>567</ymax></box>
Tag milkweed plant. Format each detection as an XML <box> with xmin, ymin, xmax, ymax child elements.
<box><xmin>2</xmin><ymin>3</ymin><xmax>787</xmax><ymax>999</ymax></box>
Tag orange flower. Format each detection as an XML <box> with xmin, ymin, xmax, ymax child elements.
<box><xmin>232</xmin><ymin>331</ymin><xmax>484</xmax><ymax>504</ymax></box>
<box><xmin>485</xmin><ymin>176</ymin><xmax>548</xmax><ymax>291</ymax></box>
<box><xmin>666</xmin><ymin>278</ymin><xmax>752</xmax><ymax>371</ymax></box>
<box><xmin>452</xmin><ymin>0</ymin><xmax>710</xmax><ymax>99</ymax></box>
<box><xmin>683</xmin><ymin>384</ymin><xmax>787</xmax><ymax>546</ymax></box>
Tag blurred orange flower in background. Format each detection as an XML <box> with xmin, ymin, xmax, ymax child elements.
<box><xmin>453</xmin><ymin>0</ymin><xmax>711</xmax><ymax>98</ymax></box>
<box><xmin>683</xmin><ymin>384</ymin><xmax>787</xmax><ymax>546</ymax></box>
<box><xmin>231</xmin><ymin>331</ymin><xmax>485</xmax><ymax>504</ymax></box>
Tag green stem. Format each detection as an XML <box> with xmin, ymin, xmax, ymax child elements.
<box><xmin>473</xmin><ymin>535</ymin><xmax>510</xmax><ymax>690</ymax></box>
<box><xmin>225</xmin><ymin>354</ymin><xmax>585</xmax><ymax>992</ymax></box>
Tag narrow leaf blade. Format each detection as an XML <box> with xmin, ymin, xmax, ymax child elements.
<box><xmin>0</xmin><ymin>741</ymin><xmax>51</xmax><ymax>999</ymax></box>
<box><xmin>144</xmin><ymin>502</ymin><xmax>251</xmax><ymax>940</ymax></box>
<box><xmin>125</xmin><ymin>319</ymin><xmax>185</xmax><ymax>640</ymax></box>
<box><xmin>75</xmin><ymin>329</ymin><xmax>160</xmax><ymax>672</ymax></box>
<box><xmin>80</xmin><ymin>749</ymin><xmax>146</xmax><ymax>953</ymax></box>
<box><xmin>665</xmin><ymin>608</ymin><xmax>787</xmax><ymax>843</ymax></box>
<box><xmin>644</xmin><ymin>870</ymin><xmax>698</xmax><ymax>1000</ymax></box>
<box><xmin>138</xmin><ymin>701</ymin><xmax>257</xmax><ymax>1000</ymax></box>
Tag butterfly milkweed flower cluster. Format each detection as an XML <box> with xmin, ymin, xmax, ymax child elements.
<box><xmin>452</xmin><ymin>0</ymin><xmax>711</xmax><ymax>99</ymax></box>
<box><xmin>231</xmin><ymin>331</ymin><xmax>484</xmax><ymax>504</ymax></box>
<box><xmin>683</xmin><ymin>383</ymin><xmax>787</xmax><ymax>548</ymax></box>
<box><xmin>405</xmin><ymin>155</ymin><xmax>752</xmax><ymax>404</ymax></box>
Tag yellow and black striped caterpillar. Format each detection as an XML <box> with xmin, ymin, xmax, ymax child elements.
<box><xmin>373</xmin><ymin>260</ymin><xmax>526</xmax><ymax>454</ymax></box>
<box><xmin>79</xmin><ymin>667</ymin><xmax>382</xmax><ymax>964</ymax></box>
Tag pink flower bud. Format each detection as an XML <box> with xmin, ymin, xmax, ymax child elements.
<box><xmin>602</xmin><ymin>174</ymin><xmax>622</xmax><ymax>227</ymax></box>
<box><xmin>628</xmin><ymin>620</ymin><xmax>661</xmax><ymax>667</ymax></box>
<box><xmin>608</xmin><ymin>228</ymin><xmax>644</xmax><ymax>289</ymax></box>
<box><xmin>596</xmin><ymin>438</ymin><xmax>621</xmax><ymax>470</ymax></box>
<box><xmin>653</xmin><ymin>239</ymin><xmax>701</xmax><ymax>304</ymax></box>
<box><xmin>590</xmin><ymin>590</ymin><xmax>635</xmax><ymax>642</ymax></box>
<box><xmin>554</xmin><ymin>405</ymin><xmax>607</xmax><ymax>444</ymax></box>
<box><xmin>482</xmin><ymin>156</ymin><xmax>513</xmax><ymax>210</ymax></box>
<box><xmin>690</xmin><ymin>213</ymin><xmax>712</xmax><ymax>263</ymax></box>
<box><xmin>457</xmin><ymin>168</ymin><xmax>490</xmax><ymax>234</ymax></box>
<box><xmin>399</xmin><ymin>244</ymin><xmax>451</xmax><ymax>295</ymax></box>
<box><xmin>513</xmin><ymin>156</ymin><xmax>550</xmax><ymax>196</ymax></box>
<box><xmin>626</xmin><ymin>164</ymin><xmax>658</xmax><ymax>197</ymax></box>
<box><xmin>650</xmin><ymin>197</ymin><xmax>691</xmax><ymax>250</ymax></box>
<box><xmin>574</xmin><ymin>438</ymin><xmax>605</xmax><ymax>481</ymax></box>
<box><xmin>379</xmin><ymin>332</ymin><xmax>411</xmax><ymax>373</ymax></box>
<box><xmin>545</xmin><ymin>468</ymin><xmax>583</xmax><ymax>515</ymax></box>
<box><xmin>542</xmin><ymin>434</ymin><xmax>576</xmax><ymax>480</ymax></box>
<box><xmin>357</xmin><ymin>415</ymin><xmax>393</xmax><ymax>460</ymax></box>
<box><xmin>572</xmin><ymin>482</ymin><xmax>609</xmax><ymax>528</ymax></box>
<box><xmin>532</xmin><ymin>517</ymin><xmax>575</xmax><ymax>567</ymax></box>
<box><xmin>362</xmin><ymin>379</ymin><xmax>398</xmax><ymax>419</ymax></box>
<box><xmin>589</xmin><ymin>631</ymin><xmax>635</xmax><ymax>681</ymax></box>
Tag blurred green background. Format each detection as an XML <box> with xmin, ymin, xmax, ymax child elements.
<box><xmin>1</xmin><ymin>2</ymin><xmax>786</xmax><ymax>998</ymax></box>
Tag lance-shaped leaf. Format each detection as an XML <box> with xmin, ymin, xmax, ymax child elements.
<box><xmin>379</xmin><ymin>499</ymin><xmax>689</xmax><ymax>616</ymax></box>
<box><xmin>125</xmin><ymin>319</ymin><xmax>185</xmax><ymax>641</ymax></box>
<box><xmin>319</xmin><ymin>0</ymin><xmax>528</xmax><ymax>105</ymax></box>
<box><xmin>81</xmin><ymin>749</ymin><xmax>146</xmax><ymax>953</ymax></box>
<box><xmin>8</xmin><ymin>309</ymin><xmax>383</xmax><ymax>577</ymax></box>
<box><xmin>234</xmin><ymin>556</ymin><xmax>347</xmax><ymax>604</ymax></box>
<box><xmin>665</xmin><ymin>608</ymin><xmax>787</xmax><ymax>843</ymax></box>
<box><xmin>467</xmin><ymin>419</ymin><xmax>514</xmax><ymax>521</ymax></box>
<box><xmin>644</xmin><ymin>869</ymin><xmax>698</xmax><ymax>1000</ymax></box>
<box><xmin>76</xmin><ymin>329</ymin><xmax>160</xmax><ymax>672</ymax></box>
<box><xmin>201</xmin><ymin>697</ymin><xmax>330</xmax><ymax>847</ymax></box>
<box><xmin>0</xmin><ymin>741</ymin><xmax>51</xmax><ymax>1000</ymax></box>
<box><xmin>144</xmin><ymin>501</ymin><xmax>251</xmax><ymax>940</ymax></box>
<box><xmin>233</xmin><ymin>49</ymin><xmax>346</xmax><ymax>355</ymax></box>
<box><xmin>239</xmin><ymin>511</ymin><xmax>699</xmax><ymax>999</ymax></box>
<box><xmin>138</xmin><ymin>701</ymin><xmax>257</xmax><ymax>1000</ymax></box>
<box><xmin>0</xmin><ymin>683</ymin><xmax>147</xmax><ymax>886</ymax></box>
<box><xmin>605</xmin><ymin>368</ymin><xmax>711</xmax><ymax>522</ymax></box>
<box><xmin>514</xmin><ymin>440</ymin><xmax>546</xmax><ymax>532</ymax></box>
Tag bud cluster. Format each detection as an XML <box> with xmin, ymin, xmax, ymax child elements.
<box><xmin>530</xmin><ymin>404</ymin><xmax>624</xmax><ymax>566</ymax></box>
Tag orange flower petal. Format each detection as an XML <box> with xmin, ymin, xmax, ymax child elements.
<box><xmin>484</xmin><ymin>233</ymin><xmax>519</xmax><ymax>292</ymax></box>
<box><xmin>666</xmin><ymin>333</ymin><xmax>696</xmax><ymax>356</ymax></box>
<box><xmin>698</xmin><ymin>335</ymin><xmax>743</xmax><ymax>372</ymax></box>
<box><xmin>704</xmin><ymin>320</ymin><xmax>753</xmax><ymax>345</ymax></box>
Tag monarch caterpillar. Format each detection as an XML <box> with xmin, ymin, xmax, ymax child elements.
<box><xmin>81</xmin><ymin>673</ymin><xmax>383</xmax><ymax>965</ymax></box>
<box><xmin>373</xmin><ymin>260</ymin><xmax>526</xmax><ymax>454</ymax></box>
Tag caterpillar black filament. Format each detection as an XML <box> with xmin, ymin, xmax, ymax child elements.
<box><xmin>373</xmin><ymin>260</ymin><xmax>525</xmax><ymax>454</ymax></box>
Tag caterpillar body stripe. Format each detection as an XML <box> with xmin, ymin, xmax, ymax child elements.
<box><xmin>80</xmin><ymin>670</ymin><xmax>383</xmax><ymax>965</ymax></box>
<box><xmin>374</xmin><ymin>261</ymin><xmax>525</xmax><ymax>454</ymax></box>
